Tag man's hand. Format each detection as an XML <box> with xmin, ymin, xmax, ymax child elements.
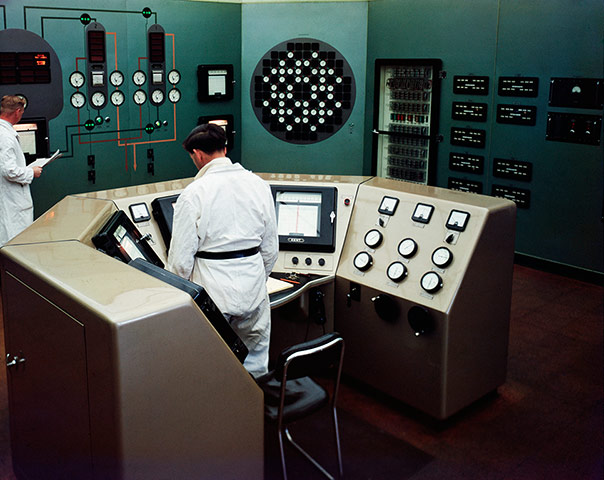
<box><xmin>32</xmin><ymin>166</ymin><xmax>43</xmax><ymax>178</ymax></box>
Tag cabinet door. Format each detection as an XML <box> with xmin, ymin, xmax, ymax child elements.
<box><xmin>4</xmin><ymin>273</ymin><xmax>91</xmax><ymax>480</ymax></box>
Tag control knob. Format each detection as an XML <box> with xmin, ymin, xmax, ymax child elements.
<box><xmin>353</xmin><ymin>251</ymin><xmax>373</xmax><ymax>272</ymax></box>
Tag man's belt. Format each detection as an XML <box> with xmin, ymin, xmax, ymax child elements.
<box><xmin>195</xmin><ymin>246</ymin><xmax>259</xmax><ymax>260</ymax></box>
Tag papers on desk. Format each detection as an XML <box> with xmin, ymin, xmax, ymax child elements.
<box><xmin>267</xmin><ymin>276</ymin><xmax>295</xmax><ymax>294</ymax></box>
<box><xmin>29</xmin><ymin>149</ymin><xmax>62</xmax><ymax>168</ymax></box>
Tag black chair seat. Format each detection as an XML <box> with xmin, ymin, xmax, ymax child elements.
<box><xmin>257</xmin><ymin>375</ymin><xmax>329</xmax><ymax>423</ymax></box>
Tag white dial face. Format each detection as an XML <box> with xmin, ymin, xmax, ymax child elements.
<box><xmin>133</xmin><ymin>89</ymin><xmax>147</xmax><ymax>105</ymax></box>
<box><xmin>421</xmin><ymin>272</ymin><xmax>442</xmax><ymax>293</ymax></box>
<box><xmin>168</xmin><ymin>69</ymin><xmax>180</xmax><ymax>85</ymax></box>
<box><xmin>387</xmin><ymin>262</ymin><xmax>407</xmax><ymax>282</ymax></box>
<box><xmin>432</xmin><ymin>247</ymin><xmax>452</xmax><ymax>268</ymax></box>
<box><xmin>69</xmin><ymin>71</ymin><xmax>85</xmax><ymax>88</ymax></box>
<box><xmin>133</xmin><ymin>70</ymin><xmax>147</xmax><ymax>86</ymax></box>
<box><xmin>91</xmin><ymin>91</ymin><xmax>106</xmax><ymax>108</ymax></box>
<box><xmin>364</xmin><ymin>229</ymin><xmax>383</xmax><ymax>249</ymax></box>
<box><xmin>110</xmin><ymin>90</ymin><xmax>125</xmax><ymax>107</ymax></box>
<box><xmin>151</xmin><ymin>89</ymin><xmax>164</xmax><ymax>105</ymax></box>
<box><xmin>70</xmin><ymin>92</ymin><xmax>86</xmax><ymax>108</ymax></box>
<box><xmin>110</xmin><ymin>70</ymin><xmax>124</xmax><ymax>87</ymax></box>
<box><xmin>168</xmin><ymin>88</ymin><xmax>181</xmax><ymax>103</ymax></box>
<box><xmin>398</xmin><ymin>238</ymin><xmax>417</xmax><ymax>258</ymax></box>
<box><xmin>353</xmin><ymin>251</ymin><xmax>373</xmax><ymax>272</ymax></box>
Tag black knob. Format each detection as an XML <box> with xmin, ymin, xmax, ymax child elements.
<box><xmin>371</xmin><ymin>294</ymin><xmax>399</xmax><ymax>323</ymax></box>
<box><xmin>318</xmin><ymin>258</ymin><xmax>325</xmax><ymax>266</ymax></box>
<box><xmin>408</xmin><ymin>306</ymin><xmax>434</xmax><ymax>336</ymax></box>
<box><xmin>305</xmin><ymin>257</ymin><xmax>312</xmax><ymax>266</ymax></box>
<box><xmin>292</xmin><ymin>256</ymin><xmax>299</xmax><ymax>265</ymax></box>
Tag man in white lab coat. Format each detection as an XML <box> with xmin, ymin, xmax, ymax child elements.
<box><xmin>0</xmin><ymin>95</ymin><xmax>43</xmax><ymax>247</ymax></box>
<box><xmin>167</xmin><ymin>124</ymin><xmax>279</xmax><ymax>377</ymax></box>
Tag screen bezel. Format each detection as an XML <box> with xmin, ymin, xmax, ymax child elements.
<box><xmin>270</xmin><ymin>184</ymin><xmax>337</xmax><ymax>253</ymax></box>
<box><xmin>15</xmin><ymin>117</ymin><xmax>49</xmax><ymax>164</ymax></box>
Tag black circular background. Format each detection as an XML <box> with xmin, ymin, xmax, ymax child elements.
<box><xmin>250</xmin><ymin>38</ymin><xmax>356</xmax><ymax>144</ymax></box>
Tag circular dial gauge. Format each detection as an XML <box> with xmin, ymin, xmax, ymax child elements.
<box><xmin>133</xmin><ymin>89</ymin><xmax>147</xmax><ymax>105</ymax></box>
<box><xmin>109</xmin><ymin>70</ymin><xmax>124</xmax><ymax>87</ymax></box>
<box><xmin>168</xmin><ymin>69</ymin><xmax>181</xmax><ymax>85</ymax></box>
<box><xmin>364</xmin><ymin>229</ymin><xmax>383</xmax><ymax>249</ymax></box>
<box><xmin>398</xmin><ymin>238</ymin><xmax>418</xmax><ymax>258</ymax></box>
<box><xmin>387</xmin><ymin>261</ymin><xmax>407</xmax><ymax>283</ymax></box>
<box><xmin>90</xmin><ymin>91</ymin><xmax>106</xmax><ymax>108</ymax></box>
<box><xmin>421</xmin><ymin>272</ymin><xmax>443</xmax><ymax>294</ymax></box>
<box><xmin>353</xmin><ymin>251</ymin><xmax>373</xmax><ymax>272</ymax></box>
<box><xmin>70</xmin><ymin>92</ymin><xmax>86</xmax><ymax>109</ymax></box>
<box><xmin>132</xmin><ymin>70</ymin><xmax>147</xmax><ymax>86</ymax></box>
<box><xmin>69</xmin><ymin>71</ymin><xmax>85</xmax><ymax>88</ymax></box>
<box><xmin>168</xmin><ymin>88</ymin><xmax>181</xmax><ymax>103</ymax></box>
<box><xmin>110</xmin><ymin>90</ymin><xmax>125</xmax><ymax>107</ymax></box>
<box><xmin>150</xmin><ymin>89</ymin><xmax>164</xmax><ymax>105</ymax></box>
<box><xmin>432</xmin><ymin>247</ymin><xmax>453</xmax><ymax>268</ymax></box>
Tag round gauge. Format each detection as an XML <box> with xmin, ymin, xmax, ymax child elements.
<box><xmin>132</xmin><ymin>70</ymin><xmax>147</xmax><ymax>86</ymax></box>
<box><xmin>69</xmin><ymin>71</ymin><xmax>85</xmax><ymax>88</ymax></box>
<box><xmin>168</xmin><ymin>88</ymin><xmax>181</xmax><ymax>103</ymax></box>
<box><xmin>387</xmin><ymin>261</ymin><xmax>407</xmax><ymax>283</ymax></box>
<box><xmin>353</xmin><ymin>251</ymin><xmax>373</xmax><ymax>272</ymax></box>
<box><xmin>110</xmin><ymin>90</ymin><xmax>125</xmax><ymax>107</ymax></box>
<box><xmin>109</xmin><ymin>70</ymin><xmax>124</xmax><ymax>87</ymax></box>
<box><xmin>150</xmin><ymin>89</ymin><xmax>165</xmax><ymax>105</ymax></box>
<box><xmin>168</xmin><ymin>69</ymin><xmax>181</xmax><ymax>85</ymax></box>
<box><xmin>90</xmin><ymin>91</ymin><xmax>106</xmax><ymax>108</ymax></box>
<box><xmin>364</xmin><ymin>229</ymin><xmax>383</xmax><ymax>249</ymax></box>
<box><xmin>70</xmin><ymin>91</ymin><xmax>86</xmax><ymax>109</ymax></box>
<box><xmin>398</xmin><ymin>238</ymin><xmax>418</xmax><ymax>258</ymax></box>
<box><xmin>421</xmin><ymin>271</ymin><xmax>443</xmax><ymax>294</ymax></box>
<box><xmin>133</xmin><ymin>89</ymin><xmax>147</xmax><ymax>105</ymax></box>
<box><xmin>432</xmin><ymin>247</ymin><xmax>453</xmax><ymax>268</ymax></box>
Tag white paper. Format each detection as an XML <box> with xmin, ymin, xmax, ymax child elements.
<box><xmin>29</xmin><ymin>149</ymin><xmax>62</xmax><ymax>168</ymax></box>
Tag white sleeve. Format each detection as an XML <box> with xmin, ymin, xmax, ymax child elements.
<box><xmin>259</xmin><ymin>185</ymin><xmax>279</xmax><ymax>278</ymax></box>
<box><xmin>0</xmin><ymin>144</ymin><xmax>34</xmax><ymax>185</ymax></box>
<box><xmin>166</xmin><ymin>191</ymin><xmax>202</xmax><ymax>281</ymax></box>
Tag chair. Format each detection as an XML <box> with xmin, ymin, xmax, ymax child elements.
<box><xmin>256</xmin><ymin>332</ymin><xmax>345</xmax><ymax>480</ymax></box>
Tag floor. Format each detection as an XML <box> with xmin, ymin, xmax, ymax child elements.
<box><xmin>0</xmin><ymin>264</ymin><xmax>602</xmax><ymax>479</ymax></box>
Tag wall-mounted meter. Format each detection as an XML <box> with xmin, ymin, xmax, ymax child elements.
<box><xmin>147</xmin><ymin>24</ymin><xmax>166</xmax><ymax>106</ymax></box>
<box><xmin>197</xmin><ymin>64</ymin><xmax>234</xmax><ymax>102</ymax></box>
<box><xmin>85</xmin><ymin>22</ymin><xmax>108</xmax><ymax>110</ymax></box>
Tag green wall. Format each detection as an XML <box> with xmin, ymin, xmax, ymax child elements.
<box><xmin>1</xmin><ymin>0</ymin><xmax>242</xmax><ymax>215</ymax></box>
<box><xmin>365</xmin><ymin>0</ymin><xmax>604</xmax><ymax>274</ymax></box>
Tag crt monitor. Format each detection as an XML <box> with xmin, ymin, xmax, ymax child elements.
<box><xmin>14</xmin><ymin>117</ymin><xmax>49</xmax><ymax>164</ymax></box>
<box><xmin>151</xmin><ymin>194</ymin><xmax>180</xmax><ymax>251</ymax></box>
<box><xmin>270</xmin><ymin>185</ymin><xmax>337</xmax><ymax>253</ymax></box>
<box><xmin>92</xmin><ymin>210</ymin><xmax>164</xmax><ymax>268</ymax></box>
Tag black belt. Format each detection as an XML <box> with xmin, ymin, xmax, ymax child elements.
<box><xmin>195</xmin><ymin>246</ymin><xmax>259</xmax><ymax>260</ymax></box>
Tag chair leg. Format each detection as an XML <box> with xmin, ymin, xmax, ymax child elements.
<box><xmin>332</xmin><ymin>407</ymin><xmax>344</xmax><ymax>478</ymax></box>
<box><xmin>277</xmin><ymin>428</ymin><xmax>289</xmax><ymax>480</ymax></box>
<box><xmin>284</xmin><ymin>427</ymin><xmax>336</xmax><ymax>480</ymax></box>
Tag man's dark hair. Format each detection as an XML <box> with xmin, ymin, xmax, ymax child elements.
<box><xmin>182</xmin><ymin>123</ymin><xmax>227</xmax><ymax>154</ymax></box>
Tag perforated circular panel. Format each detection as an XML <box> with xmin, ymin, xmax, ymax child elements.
<box><xmin>251</xmin><ymin>38</ymin><xmax>355</xmax><ymax>144</ymax></box>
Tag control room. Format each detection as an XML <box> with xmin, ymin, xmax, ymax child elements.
<box><xmin>0</xmin><ymin>1</ymin><xmax>602</xmax><ymax>479</ymax></box>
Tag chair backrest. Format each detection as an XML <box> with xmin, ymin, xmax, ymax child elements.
<box><xmin>275</xmin><ymin>332</ymin><xmax>344</xmax><ymax>381</ymax></box>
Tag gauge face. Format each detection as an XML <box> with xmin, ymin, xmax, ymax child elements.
<box><xmin>364</xmin><ymin>229</ymin><xmax>383</xmax><ymax>249</ymax></box>
<box><xmin>432</xmin><ymin>247</ymin><xmax>453</xmax><ymax>268</ymax></box>
<box><xmin>387</xmin><ymin>261</ymin><xmax>407</xmax><ymax>283</ymax></box>
<box><xmin>168</xmin><ymin>88</ymin><xmax>181</xmax><ymax>103</ymax></box>
<box><xmin>90</xmin><ymin>91</ymin><xmax>106</xmax><ymax>108</ymax></box>
<box><xmin>398</xmin><ymin>238</ymin><xmax>418</xmax><ymax>258</ymax></box>
<box><xmin>109</xmin><ymin>70</ymin><xmax>124</xmax><ymax>87</ymax></box>
<box><xmin>150</xmin><ymin>89</ymin><xmax>165</xmax><ymax>105</ymax></box>
<box><xmin>69</xmin><ymin>71</ymin><xmax>85</xmax><ymax>88</ymax></box>
<box><xmin>353</xmin><ymin>251</ymin><xmax>373</xmax><ymax>272</ymax></box>
<box><xmin>168</xmin><ymin>69</ymin><xmax>181</xmax><ymax>85</ymax></box>
<box><xmin>133</xmin><ymin>89</ymin><xmax>147</xmax><ymax>105</ymax></box>
<box><xmin>132</xmin><ymin>70</ymin><xmax>147</xmax><ymax>86</ymax></box>
<box><xmin>70</xmin><ymin>92</ymin><xmax>86</xmax><ymax>109</ymax></box>
<box><xmin>110</xmin><ymin>90</ymin><xmax>125</xmax><ymax>107</ymax></box>
<box><xmin>421</xmin><ymin>271</ymin><xmax>443</xmax><ymax>293</ymax></box>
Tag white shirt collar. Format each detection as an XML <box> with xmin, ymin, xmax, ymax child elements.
<box><xmin>194</xmin><ymin>156</ymin><xmax>232</xmax><ymax>180</ymax></box>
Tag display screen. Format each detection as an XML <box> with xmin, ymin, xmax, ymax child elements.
<box><xmin>271</xmin><ymin>185</ymin><xmax>337</xmax><ymax>252</ymax></box>
<box><xmin>14</xmin><ymin>123</ymin><xmax>37</xmax><ymax>156</ymax></box>
<box><xmin>276</xmin><ymin>191</ymin><xmax>321</xmax><ymax>238</ymax></box>
<box><xmin>14</xmin><ymin>118</ymin><xmax>48</xmax><ymax>164</ymax></box>
<box><xmin>113</xmin><ymin>225</ymin><xmax>145</xmax><ymax>262</ymax></box>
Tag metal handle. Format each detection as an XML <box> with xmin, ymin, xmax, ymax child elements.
<box><xmin>6</xmin><ymin>353</ymin><xmax>26</xmax><ymax>369</ymax></box>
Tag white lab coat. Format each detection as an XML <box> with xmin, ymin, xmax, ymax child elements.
<box><xmin>167</xmin><ymin>157</ymin><xmax>279</xmax><ymax>376</ymax></box>
<box><xmin>0</xmin><ymin>119</ymin><xmax>34</xmax><ymax>247</ymax></box>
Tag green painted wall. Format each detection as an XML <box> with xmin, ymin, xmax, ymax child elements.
<box><xmin>1</xmin><ymin>0</ymin><xmax>242</xmax><ymax>215</ymax></box>
<box><xmin>365</xmin><ymin>0</ymin><xmax>604</xmax><ymax>274</ymax></box>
